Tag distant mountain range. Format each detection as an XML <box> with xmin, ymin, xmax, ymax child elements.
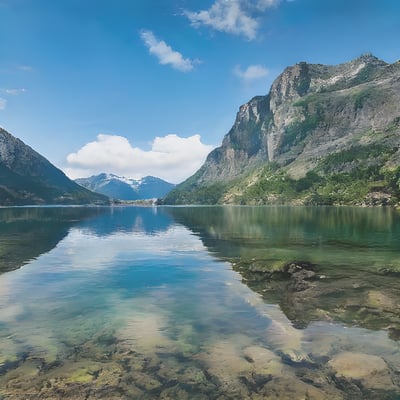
<box><xmin>0</xmin><ymin>127</ymin><xmax>109</xmax><ymax>206</ymax></box>
<box><xmin>165</xmin><ymin>54</ymin><xmax>400</xmax><ymax>206</ymax></box>
<box><xmin>75</xmin><ymin>173</ymin><xmax>175</xmax><ymax>200</ymax></box>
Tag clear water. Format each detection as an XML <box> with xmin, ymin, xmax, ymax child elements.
<box><xmin>0</xmin><ymin>206</ymin><xmax>399</xmax><ymax>399</ymax></box>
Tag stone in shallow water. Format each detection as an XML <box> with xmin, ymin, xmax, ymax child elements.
<box><xmin>94</xmin><ymin>362</ymin><xmax>124</xmax><ymax>387</ymax></box>
<box><xmin>0</xmin><ymin>360</ymin><xmax>40</xmax><ymax>393</ymax></box>
<box><xmin>366</xmin><ymin>290</ymin><xmax>398</xmax><ymax>312</ymax></box>
<box><xmin>258</xmin><ymin>376</ymin><xmax>332</xmax><ymax>400</ymax></box>
<box><xmin>328</xmin><ymin>352</ymin><xmax>395</xmax><ymax>390</ymax></box>
<box><xmin>160</xmin><ymin>385</ymin><xmax>190</xmax><ymax>400</ymax></box>
<box><xmin>265</xmin><ymin>319</ymin><xmax>312</xmax><ymax>364</ymax></box>
<box><xmin>199</xmin><ymin>339</ymin><xmax>253</xmax><ymax>379</ymax></box>
<box><xmin>242</xmin><ymin>346</ymin><xmax>284</xmax><ymax>377</ymax></box>
<box><xmin>195</xmin><ymin>338</ymin><xmax>254</xmax><ymax>397</ymax></box>
<box><xmin>131</xmin><ymin>370</ymin><xmax>163</xmax><ymax>391</ymax></box>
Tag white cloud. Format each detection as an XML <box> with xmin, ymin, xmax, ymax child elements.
<box><xmin>65</xmin><ymin>133</ymin><xmax>214</xmax><ymax>184</ymax></box>
<box><xmin>140</xmin><ymin>30</ymin><xmax>197</xmax><ymax>72</ymax></box>
<box><xmin>4</xmin><ymin>88</ymin><xmax>26</xmax><ymax>95</ymax></box>
<box><xmin>184</xmin><ymin>0</ymin><xmax>280</xmax><ymax>40</ymax></box>
<box><xmin>234</xmin><ymin>64</ymin><xmax>269</xmax><ymax>81</ymax></box>
<box><xmin>0</xmin><ymin>98</ymin><xmax>6</xmax><ymax>110</ymax></box>
<box><xmin>185</xmin><ymin>0</ymin><xmax>258</xmax><ymax>40</ymax></box>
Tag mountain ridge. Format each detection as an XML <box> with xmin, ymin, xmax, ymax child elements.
<box><xmin>76</xmin><ymin>173</ymin><xmax>175</xmax><ymax>200</ymax></box>
<box><xmin>164</xmin><ymin>54</ymin><xmax>400</xmax><ymax>206</ymax></box>
<box><xmin>0</xmin><ymin>127</ymin><xmax>109</xmax><ymax>205</ymax></box>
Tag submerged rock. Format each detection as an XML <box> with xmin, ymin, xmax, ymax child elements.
<box><xmin>328</xmin><ymin>352</ymin><xmax>395</xmax><ymax>390</ymax></box>
<box><xmin>257</xmin><ymin>376</ymin><xmax>333</xmax><ymax>400</ymax></box>
<box><xmin>282</xmin><ymin>262</ymin><xmax>318</xmax><ymax>292</ymax></box>
<box><xmin>233</xmin><ymin>257</ymin><xmax>400</xmax><ymax>335</ymax></box>
<box><xmin>242</xmin><ymin>346</ymin><xmax>284</xmax><ymax>377</ymax></box>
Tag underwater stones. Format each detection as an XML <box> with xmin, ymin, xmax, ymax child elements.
<box><xmin>196</xmin><ymin>339</ymin><xmax>253</xmax><ymax>394</ymax></box>
<box><xmin>131</xmin><ymin>370</ymin><xmax>163</xmax><ymax>391</ymax></box>
<box><xmin>68</xmin><ymin>368</ymin><xmax>95</xmax><ymax>383</ymax></box>
<box><xmin>264</xmin><ymin>319</ymin><xmax>312</xmax><ymax>364</ymax></box>
<box><xmin>170</xmin><ymin>364</ymin><xmax>207</xmax><ymax>386</ymax></box>
<box><xmin>183</xmin><ymin>366</ymin><xmax>208</xmax><ymax>386</ymax></box>
<box><xmin>0</xmin><ymin>355</ymin><xmax>20</xmax><ymax>376</ymax></box>
<box><xmin>78</xmin><ymin>340</ymin><xmax>115</xmax><ymax>363</ymax></box>
<box><xmin>160</xmin><ymin>383</ymin><xmax>210</xmax><ymax>400</ymax></box>
<box><xmin>0</xmin><ymin>360</ymin><xmax>40</xmax><ymax>394</ymax></box>
<box><xmin>242</xmin><ymin>346</ymin><xmax>284</xmax><ymax>377</ymax></box>
<box><xmin>172</xmin><ymin>323</ymin><xmax>200</xmax><ymax>357</ymax></box>
<box><xmin>155</xmin><ymin>357</ymin><xmax>215</xmax><ymax>397</ymax></box>
<box><xmin>279</xmin><ymin>349</ymin><xmax>313</xmax><ymax>364</ymax></box>
<box><xmin>328</xmin><ymin>352</ymin><xmax>395</xmax><ymax>390</ymax></box>
<box><xmin>159</xmin><ymin>385</ymin><xmax>191</xmax><ymax>400</ymax></box>
<box><xmin>281</xmin><ymin>262</ymin><xmax>318</xmax><ymax>292</ymax></box>
<box><xmin>154</xmin><ymin>357</ymin><xmax>182</xmax><ymax>382</ymax></box>
<box><xmin>65</xmin><ymin>362</ymin><xmax>101</xmax><ymax>384</ymax></box>
<box><xmin>258</xmin><ymin>376</ymin><xmax>329</xmax><ymax>400</ymax></box>
<box><xmin>366</xmin><ymin>290</ymin><xmax>398</xmax><ymax>312</ymax></box>
<box><xmin>94</xmin><ymin>363</ymin><xmax>124</xmax><ymax>387</ymax></box>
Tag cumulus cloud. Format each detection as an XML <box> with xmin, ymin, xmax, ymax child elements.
<box><xmin>65</xmin><ymin>133</ymin><xmax>214</xmax><ymax>184</ymax></box>
<box><xmin>184</xmin><ymin>0</ymin><xmax>280</xmax><ymax>40</ymax></box>
<box><xmin>0</xmin><ymin>98</ymin><xmax>6</xmax><ymax>110</ymax></box>
<box><xmin>140</xmin><ymin>30</ymin><xmax>197</xmax><ymax>72</ymax></box>
<box><xmin>234</xmin><ymin>64</ymin><xmax>269</xmax><ymax>81</ymax></box>
<box><xmin>185</xmin><ymin>0</ymin><xmax>258</xmax><ymax>40</ymax></box>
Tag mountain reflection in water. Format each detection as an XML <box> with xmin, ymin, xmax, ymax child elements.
<box><xmin>0</xmin><ymin>205</ymin><xmax>399</xmax><ymax>399</ymax></box>
<box><xmin>167</xmin><ymin>206</ymin><xmax>400</xmax><ymax>337</ymax></box>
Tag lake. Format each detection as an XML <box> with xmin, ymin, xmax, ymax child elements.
<box><xmin>0</xmin><ymin>206</ymin><xmax>399</xmax><ymax>399</ymax></box>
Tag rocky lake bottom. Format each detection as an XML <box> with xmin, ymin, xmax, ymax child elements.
<box><xmin>0</xmin><ymin>206</ymin><xmax>399</xmax><ymax>399</ymax></box>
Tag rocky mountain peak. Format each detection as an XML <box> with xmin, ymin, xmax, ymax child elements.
<box><xmin>165</xmin><ymin>54</ymin><xmax>400</xmax><ymax>206</ymax></box>
<box><xmin>270</xmin><ymin>62</ymin><xmax>310</xmax><ymax>110</ymax></box>
<box><xmin>269</xmin><ymin>53</ymin><xmax>388</xmax><ymax>108</ymax></box>
<box><xmin>354</xmin><ymin>52</ymin><xmax>386</xmax><ymax>66</ymax></box>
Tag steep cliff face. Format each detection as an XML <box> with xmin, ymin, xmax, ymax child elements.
<box><xmin>198</xmin><ymin>95</ymin><xmax>271</xmax><ymax>183</ymax></box>
<box><xmin>0</xmin><ymin>128</ymin><xmax>109</xmax><ymax>205</ymax></box>
<box><xmin>165</xmin><ymin>54</ymin><xmax>400</xmax><ymax>205</ymax></box>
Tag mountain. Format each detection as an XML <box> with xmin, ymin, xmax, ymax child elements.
<box><xmin>165</xmin><ymin>54</ymin><xmax>400</xmax><ymax>206</ymax></box>
<box><xmin>75</xmin><ymin>173</ymin><xmax>175</xmax><ymax>200</ymax></box>
<box><xmin>0</xmin><ymin>127</ymin><xmax>109</xmax><ymax>205</ymax></box>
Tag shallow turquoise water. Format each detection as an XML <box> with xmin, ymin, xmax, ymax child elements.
<box><xmin>0</xmin><ymin>206</ymin><xmax>399</xmax><ymax>399</ymax></box>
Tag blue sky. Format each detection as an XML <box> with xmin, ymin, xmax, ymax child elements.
<box><xmin>1</xmin><ymin>0</ymin><xmax>399</xmax><ymax>183</ymax></box>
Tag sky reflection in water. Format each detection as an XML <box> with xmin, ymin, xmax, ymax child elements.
<box><xmin>0</xmin><ymin>206</ymin><xmax>399</xmax><ymax>399</ymax></box>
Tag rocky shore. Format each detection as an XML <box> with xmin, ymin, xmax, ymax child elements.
<box><xmin>233</xmin><ymin>259</ymin><xmax>400</xmax><ymax>338</ymax></box>
<box><xmin>1</xmin><ymin>268</ymin><xmax>400</xmax><ymax>400</ymax></box>
<box><xmin>1</xmin><ymin>330</ymin><xmax>399</xmax><ymax>399</ymax></box>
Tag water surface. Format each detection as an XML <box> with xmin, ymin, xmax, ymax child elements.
<box><xmin>0</xmin><ymin>206</ymin><xmax>399</xmax><ymax>399</ymax></box>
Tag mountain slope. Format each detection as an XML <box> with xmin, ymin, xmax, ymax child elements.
<box><xmin>76</xmin><ymin>173</ymin><xmax>175</xmax><ymax>200</ymax></box>
<box><xmin>0</xmin><ymin>128</ymin><xmax>109</xmax><ymax>205</ymax></box>
<box><xmin>165</xmin><ymin>54</ymin><xmax>400</xmax><ymax>206</ymax></box>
